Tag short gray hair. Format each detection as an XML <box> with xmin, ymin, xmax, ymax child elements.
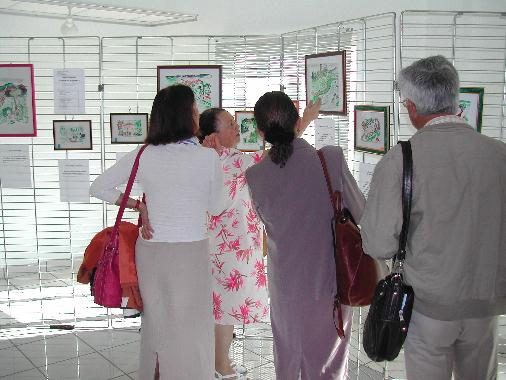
<box><xmin>398</xmin><ymin>55</ymin><xmax>459</xmax><ymax>115</ymax></box>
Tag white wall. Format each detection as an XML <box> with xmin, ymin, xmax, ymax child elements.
<box><xmin>0</xmin><ymin>0</ymin><xmax>504</xmax><ymax>37</ymax></box>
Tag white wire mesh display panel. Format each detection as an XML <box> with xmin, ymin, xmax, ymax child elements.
<box><xmin>280</xmin><ymin>13</ymin><xmax>397</xmax><ymax>379</ymax></box>
<box><xmin>0</xmin><ymin>36</ymin><xmax>114</xmax><ymax>329</ymax></box>
<box><xmin>400</xmin><ymin>11</ymin><xmax>506</xmax><ymax>143</ymax></box>
<box><xmin>281</xmin><ymin>12</ymin><xmax>397</xmax><ymax>182</ymax></box>
<box><xmin>0</xmin><ymin>17</ymin><xmax>398</xmax><ymax>379</ymax></box>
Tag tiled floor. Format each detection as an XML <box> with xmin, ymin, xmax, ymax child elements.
<box><xmin>0</xmin><ymin>264</ymin><xmax>505</xmax><ymax>379</ymax></box>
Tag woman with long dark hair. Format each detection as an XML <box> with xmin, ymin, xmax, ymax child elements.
<box><xmin>245</xmin><ymin>91</ymin><xmax>365</xmax><ymax>379</ymax></box>
<box><xmin>90</xmin><ymin>85</ymin><xmax>226</xmax><ymax>379</ymax></box>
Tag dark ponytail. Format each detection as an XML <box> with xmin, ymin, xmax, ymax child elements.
<box><xmin>254</xmin><ymin>92</ymin><xmax>299</xmax><ymax>168</ymax></box>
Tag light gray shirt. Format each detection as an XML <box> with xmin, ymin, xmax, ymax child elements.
<box><xmin>361</xmin><ymin>117</ymin><xmax>506</xmax><ymax>320</ymax></box>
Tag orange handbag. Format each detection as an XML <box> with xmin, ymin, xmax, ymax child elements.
<box><xmin>78</xmin><ymin>145</ymin><xmax>146</xmax><ymax>310</ymax></box>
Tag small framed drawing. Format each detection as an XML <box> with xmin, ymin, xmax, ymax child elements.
<box><xmin>235</xmin><ymin>111</ymin><xmax>263</xmax><ymax>152</ymax></box>
<box><xmin>110</xmin><ymin>113</ymin><xmax>148</xmax><ymax>144</ymax></box>
<box><xmin>354</xmin><ymin>105</ymin><xmax>390</xmax><ymax>155</ymax></box>
<box><xmin>53</xmin><ymin>120</ymin><xmax>92</xmax><ymax>150</ymax></box>
<box><xmin>305</xmin><ymin>51</ymin><xmax>347</xmax><ymax>115</ymax></box>
<box><xmin>0</xmin><ymin>63</ymin><xmax>37</xmax><ymax>137</ymax></box>
<box><xmin>457</xmin><ymin>87</ymin><xmax>484</xmax><ymax>132</ymax></box>
<box><xmin>157</xmin><ymin>65</ymin><xmax>222</xmax><ymax>114</ymax></box>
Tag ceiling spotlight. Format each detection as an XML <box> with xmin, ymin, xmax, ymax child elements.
<box><xmin>61</xmin><ymin>6</ymin><xmax>78</xmax><ymax>36</ymax></box>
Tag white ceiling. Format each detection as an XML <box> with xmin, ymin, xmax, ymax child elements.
<box><xmin>0</xmin><ymin>0</ymin><xmax>504</xmax><ymax>36</ymax></box>
<box><xmin>0</xmin><ymin>0</ymin><xmax>197</xmax><ymax>26</ymax></box>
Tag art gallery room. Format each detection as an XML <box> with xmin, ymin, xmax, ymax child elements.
<box><xmin>0</xmin><ymin>0</ymin><xmax>506</xmax><ymax>378</ymax></box>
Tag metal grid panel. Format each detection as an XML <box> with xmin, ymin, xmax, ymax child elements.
<box><xmin>0</xmin><ymin>26</ymin><xmax>397</xmax><ymax>378</ymax></box>
<box><xmin>282</xmin><ymin>13</ymin><xmax>397</xmax><ymax>174</ymax></box>
<box><xmin>281</xmin><ymin>13</ymin><xmax>397</xmax><ymax>380</ymax></box>
<box><xmin>0</xmin><ymin>36</ymin><xmax>114</xmax><ymax>329</ymax></box>
<box><xmin>400</xmin><ymin>11</ymin><xmax>506</xmax><ymax>142</ymax></box>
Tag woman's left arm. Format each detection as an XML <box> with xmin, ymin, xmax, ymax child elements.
<box><xmin>89</xmin><ymin>147</ymin><xmax>152</xmax><ymax>237</ymax></box>
<box><xmin>89</xmin><ymin>148</ymin><xmax>140</xmax><ymax>204</ymax></box>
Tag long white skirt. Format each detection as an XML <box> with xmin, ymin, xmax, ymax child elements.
<box><xmin>136</xmin><ymin>238</ymin><xmax>213</xmax><ymax>380</ymax></box>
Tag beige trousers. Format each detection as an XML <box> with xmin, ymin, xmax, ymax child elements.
<box><xmin>135</xmin><ymin>238</ymin><xmax>214</xmax><ymax>380</ymax></box>
<box><xmin>404</xmin><ymin>310</ymin><xmax>498</xmax><ymax>380</ymax></box>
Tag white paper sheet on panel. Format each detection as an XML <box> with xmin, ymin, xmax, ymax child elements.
<box><xmin>0</xmin><ymin>144</ymin><xmax>32</xmax><ymax>188</ymax></box>
<box><xmin>54</xmin><ymin>68</ymin><xmax>86</xmax><ymax>115</ymax></box>
<box><xmin>314</xmin><ymin>118</ymin><xmax>336</xmax><ymax>149</ymax></box>
<box><xmin>59</xmin><ymin>159</ymin><xmax>90</xmax><ymax>202</ymax></box>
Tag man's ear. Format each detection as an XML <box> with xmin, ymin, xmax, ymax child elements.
<box><xmin>405</xmin><ymin>99</ymin><xmax>417</xmax><ymax>116</ymax></box>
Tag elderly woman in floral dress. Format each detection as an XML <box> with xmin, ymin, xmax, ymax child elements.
<box><xmin>199</xmin><ymin>108</ymin><xmax>269</xmax><ymax>380</ymax></box>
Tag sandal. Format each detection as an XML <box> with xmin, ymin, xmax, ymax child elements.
<box><xmin>231</xmin><ymin>362</ymin><xmax>247</xmax><ymax>374</ymax></box>
<box><xmin>214</xmin><ymin>370</ymin><xmax>247</xmax><ymax>379</ymax></box>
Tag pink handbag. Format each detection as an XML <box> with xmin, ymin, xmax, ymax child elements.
<box><xmin>93</xmin><ymin>145</ymin><xmax>147</xmax><ymax>308</ymax></box>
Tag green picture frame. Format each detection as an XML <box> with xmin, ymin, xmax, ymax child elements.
<box><xmin>354</xmin><ymin>105</ymin><xmax>390</xmax><ymax>155</ymax></box>
<box><xmin>457</xmin><ymin>87</ymin><xmax>484</xmax><ymax>133</ymax></box>
<box><xmin>235</xmin><ymin>111</ymin><xmax>264</xmax><ymax>152</ymax></box>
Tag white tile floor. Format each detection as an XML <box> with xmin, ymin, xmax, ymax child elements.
<box><xmin>0</xmin><ymin>264</ymin><xmax>505</xmax><ymax>379</ymax></box>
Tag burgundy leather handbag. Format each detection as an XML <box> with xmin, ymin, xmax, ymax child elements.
<box><xmin>317</xmin><ymin>150</ymin><xmax>382</xmax><ymax>338</ymax></box>
<box><xmin>93</xmin><ymin>145</ymin><xmax>147</xmax><ymax>308</ymax></box>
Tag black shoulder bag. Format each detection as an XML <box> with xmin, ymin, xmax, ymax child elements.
<box><xmin>362</xmin><ymin>141</ymin><xmax>415</xmax><ymax>362</ymax></box>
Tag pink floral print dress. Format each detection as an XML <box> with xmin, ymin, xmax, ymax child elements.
<box><xmin>209</xmin><ymin>148</ymin><xmax>269</xmax><ymax>325</ymax></box>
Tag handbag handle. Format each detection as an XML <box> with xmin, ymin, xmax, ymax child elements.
<box><xmin>396</xmin><ymin>141</ymin><xmax>413</xmax><ymax>263</ymax></box>
<box><xmin>317</xmin><ymin>150</ymin><xmax>342</xmax><ymax>217</ymax></box>
<box><xmin>112</xmin><ymin>145</ymin><xmax>148</xmax><ymax>236</ymax></box>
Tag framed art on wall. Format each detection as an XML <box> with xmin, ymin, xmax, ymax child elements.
<box><xmin>305</xmin><ymin>51</ymin><xmax>347</xmax><ymax>115</ymax></box>
<box><xmin>354</xmin><ymin>105</ymin><xmax>390</xmax><ymax>154</ymax></box>
<box><xmin>110</xmin><ymin>113</ymin><xmax>148</xmax><ymax>144</ymax></box>
<box><xmin>53</xmin><ymin>120</ymin><xmax>92</xmax><ymax>150</ymax></box>
<box><xmin>457</xmin><ymin>87</ymin><xmax>484</xmax><ymax>132</ymax></box>
<box><xmin>235</xmin><ymin>111</ymin><xmax>263</xmax><ymax>152</ymax></box>
<box><xmin>157</xmin><ymin>65</ymin><xmax>222</xmax><ymax>113</ymax></box>
<box><xmin>0</xmin><ymin>64</ymin><xmax>37</xmax><ymax>137</ymax></box>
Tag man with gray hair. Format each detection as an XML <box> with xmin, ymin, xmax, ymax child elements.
<box><xmin>360</xmin><ymin>55</ymin><xmax>506</xmax><ymax>380</ymax></box>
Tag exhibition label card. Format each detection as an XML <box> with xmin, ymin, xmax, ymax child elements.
<box><xmin>59</xmin><ymin>159</ymin><xmax>90</xmax><ymax>202</ymax></box>
<box><xmin>0</xmin><ymin>144</ymin><xmax>32</xmax><ymax>188</ymax></box>
<box><xmin>54</xmin><ymin>68</ymin><xmax>86</xmax><ymax>114</ymax></box>
<box><xmin>315</xmin><ymin>118</ymin><xmax>336</xmax><ymax>149</ymax></box>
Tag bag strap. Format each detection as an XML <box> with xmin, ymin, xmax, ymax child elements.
<box><xmin>112</xmin><ymin>145</ymin><xmax>148</xmax><ymax>234</ymax></box>
<box><xmin>317</xmin><ymin>149</ymin><xmax>345</xmax><ymax>338</ymax></box>
<box><xmin>317</xmin><ymin>150</ymin><xmax>342</xmax><ymax>215</ymax></box>
<box><xmin>396</xmin><ymin>141</ymin><xmax>413</xmax><ymax>262</ymax></box>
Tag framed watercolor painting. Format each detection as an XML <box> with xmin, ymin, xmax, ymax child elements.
<box><xmin>235</xmin><ymin>111</ymin><xmax>263</xmax><ymax>152</ymax></box>
<box><xmin>305</xmin><ymin>51</ymin><xmax>347</xmax><ymax>115</ymax></box>
<box><xmin>0</xmin><ymin>64</ymin><xmax>37</xmax><ymax>137</ymax></box>
<box><xmin>53</xmin><ymin>120</ymin><xmax>92</xmax><ymax>150</ymax></box>
<box><xmin>110</xmin><ymin>113</ymin><xmax>148</xmax><ymax>144</ymax></box>
<box><xmin>457</xmin><ymin>87</ymin><xmax>484</xmax><ymax>132</ymax></box>
<box><xmin>354</xmin><ymin>105</ymin><xmax>390</xmax><ymax>154</ymax></box>
<box><xmin>157</xmin><ymin>65</ymin><xmax>222</xmax><ymax>114</ymax></box>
